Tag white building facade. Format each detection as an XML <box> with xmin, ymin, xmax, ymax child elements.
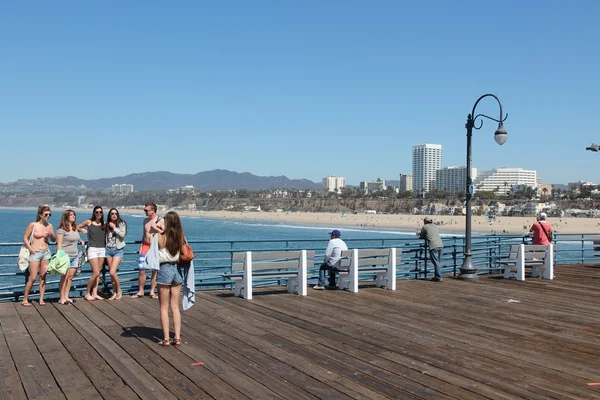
<box><xmin>412</xmin><ymin>144</ymin><xmax>442</xmax><ymax>195</ymax></box>
<box><xmin>435</xmin><ymin>166</ymin><xmax>477</xmax><ymax>194</ymax></box>
<box><xmin>399</xmin><ymin>174</ymin><xmax>413</xmax><ymax>192</ymax></box>
<box><xmin>359</xmin><ymin>178</ymin><xmax>386</xmax><ymax>194</ymax></box>
<box><xmin>473</xmin><ymin>168</ymin><xmax>537</xmax><ymax>195</ymax></box>
<box><xmin>322</xmin><ymin>176</ymin><xmax>346</xmax><ymax>193</ymax></box>
<box><xmin>112</xmin><ymin>184</ymin><xmax>134</xmax><ymax>195</ymax></box>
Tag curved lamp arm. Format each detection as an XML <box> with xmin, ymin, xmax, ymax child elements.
<box><xmin>469</xmin><ymin>94</ymin><xmax>508</xmax><ymax>131</ymax></box>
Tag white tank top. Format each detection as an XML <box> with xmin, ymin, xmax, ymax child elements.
<box><xmin>158</xmin><ymin>247</ymin><xmax>180</xmax><ymax>263</ymax></box>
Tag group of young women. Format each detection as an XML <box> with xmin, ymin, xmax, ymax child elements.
<box><xmin>21</xmin><ymin>205</ymin><xmax>188</xmax><ymax>346</ymax></box>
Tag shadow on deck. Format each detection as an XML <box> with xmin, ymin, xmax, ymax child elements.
<box><xmin>1</xmin><ymin>264</ymin><xmax>600</xmax><ymax>399</ymax></box>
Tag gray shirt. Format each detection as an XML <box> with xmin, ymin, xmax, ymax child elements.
<box><xmin>419</xmin><ymin>224</ymin><xmax>443</xmax><ymax>249</ymax></box>
<box><xmin>56</xmin><ymin>228</ymin><xmax>81</xmax><ymax>256</ymax></box>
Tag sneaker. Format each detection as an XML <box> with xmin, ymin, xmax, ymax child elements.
<box><xmin>313</xmin><ymin>285</ymin><xmax>325</xmax><ymax>290</ymax></box>
<box><xmin>325</xmin><ymin>285</ymin><xmax>338</xmax><ymax>290</ymax></box>
<box><xmin>431</xmin><ymin>277</ymin><xmax>443</xmax><ymax>282</ymax></box>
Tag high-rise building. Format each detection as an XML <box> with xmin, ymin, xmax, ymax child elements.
<box><xmin>473</xmin><ymin>168</ymin><xmax>537</xmax><ymax>195</ymax></box>
<box><xmin>435</xmin><ymin>166</ymin><xmax>477</xmax><ymax>194</ymax></box>
<box><xmin>412</xmin><ymin>144</ymin><xmax>442</xmax><ymax>195</ymax></box>
<box><xmin>359</xmin><ymin>178</ymin><xmax>386</xmax><ymax>194</ymax></box>
<box><xmin>111</xmin><ymin>184</ymin><xmax>134</xmax><ymax>195</ymax></box>
<box><xmin>399</xmin><ymin>174</ymin><xmax>413</xmax><ymax>192</ymax></box>
<box><xmin>322</xmin><ymin>176</ymin><xmax>346</xmax><ymax>193</ymax></box>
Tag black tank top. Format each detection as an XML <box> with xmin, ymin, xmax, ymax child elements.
<box><xmin>87</xmin><ymin>223</ymin><xmax>106</xmax><ymax>248</ymax></box>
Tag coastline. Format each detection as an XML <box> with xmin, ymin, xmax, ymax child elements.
<box><xmin>5</xmin><ymin>206</ymin><xmax>598</xmax><ymax>235</ymax></box>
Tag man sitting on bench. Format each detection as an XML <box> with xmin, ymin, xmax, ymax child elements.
<box><xmin>313</xmin><ymin>229</ymin><xmax>348</xmax><ymax>290</ymax></box>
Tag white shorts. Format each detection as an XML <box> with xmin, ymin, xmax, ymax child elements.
<box><xmin>87</xmin><ymin>247</ymin><xmax>106</xmax><ymax>260</ymax></box>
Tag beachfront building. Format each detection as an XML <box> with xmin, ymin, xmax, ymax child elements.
<box><xmin>111</xmin><ymin>184</ymin><xmax>134</xmax><ymax>195</ymax></box>
<box><xmin>360</xmin><ymin>178</ymin><xmax>386</xmax><ymax>194</ymax></box>
<box><xmin>473</xmin><ymin>168</ymin><xmax>537</xmax><ymax>195</ymax></box>
<box><xmin>399</xmin><ymin>174</ymin><xmax>413</xmax><ymax>192</ymax></box>
<box><xmin>412</xmin><ymin>144</ymin><xmax>442</xmax><ymax>195</ymax></box>
<box><xmin>322</xmin><ymin>176</ymin><xmax>346</xmax><ymax>193</ymax></box>
<box><xmin>435</xmin><ymin>166</ymin><xmax>477</xmax><ymax>194</ymax></box>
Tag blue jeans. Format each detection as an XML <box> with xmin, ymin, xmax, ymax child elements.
<box><xmin>429</xmin><ymin>247</ymin><xmax>443</xmax><ymax>280</ymax></box>
<box><xmin>157</xmin><ymin>263</ymin><xmax>184</xmax><ymax>286</ymax></box>
<box><xmin>318</xmin><ymin>262</ymin><xmax>338</xmax><ymax>286</ymax></box>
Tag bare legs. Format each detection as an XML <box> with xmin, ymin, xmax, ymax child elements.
<box><xmin>158</xmin><ymin>284</ymin><xmax>182</xmax><ymax>343</ymax></box>
<box><xmin>134</xmin><ymin>270</ymin><xmax>157</xmax><ymax>298</ymax></box>
<box><xmin>107</xmin><ymin>257</ymin><xmax>122</xmax><ymax>300</ymax></box>
<box><xmin>59</xmin><ymin>268</ymin><xmax>76</xmax><ymax>304</ymax></box>
<box><xmin>23</xmin><ymin>260</ymin><xmax>47</xmax><ymax>306</ymax></box>
<box><xmin>86</xmin><ymin>257</ymin><xmax>104</xmax><ymax>300</ymax></box>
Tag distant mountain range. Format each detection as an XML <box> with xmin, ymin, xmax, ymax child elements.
<box><xmin>0</xmin><ymin>170</ymin><xmax>323</xmax><ymax>192</ymax></box>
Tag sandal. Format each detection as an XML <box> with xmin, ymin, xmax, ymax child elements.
<box><xmin>85</xmin><ymin>295</ymin><xmax>95</xmax><ymax>301</ymax></box>
<box><xmin>171</xmin><ymin>338</ymin><xmax>181</xmax><ymax>346</ymax></box>
<box><xmin>93</xmin><ymin>295</ymin><xmax>103</xmax><ymax>301</ymax></box>
<box><xmin>108</xmin><ymin>293</ymin><xmax>118</xmax><ymax>301</ymax></box>
<box><xmin>115</xmin><ymin>292</ymin><xmax>122</xmax><ymax>300</ymax></box>
<box><xmin>158</xmin><ymin>339</ymin><xmax>171</xmax><ymax>346</ymax></box>
<box><xmin>149</xmin><ymin>294</ymin><xmax>158</xmax><ymax>299</ymax></box>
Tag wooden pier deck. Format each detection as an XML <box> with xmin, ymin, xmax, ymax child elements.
<box><xmin>1</xmin><ymin>264</ymin><xmax>600</xmax><ymax>399</ymax></box>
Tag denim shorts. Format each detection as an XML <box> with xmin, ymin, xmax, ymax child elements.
<box><xmin>157</xmin><ymin>263</ymin><xmax>184</xmax><ymax>286</ymax></box>
<box><xmin>105</xmin><ymin>247</ymin><xmax>124</xmax><ymax>259</ymax></box>
<box><xmin>69</xmin><ymin>255</ymin><xmax>79</xmax><ymax>268</ymax></box>
<box><xmin>29</xmin><ymin>249</ymin><xmax>51</xmax><ymax>262</ymax></box>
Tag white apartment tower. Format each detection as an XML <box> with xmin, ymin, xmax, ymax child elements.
<box><xmin>473</xmin><ymin>168</ymin><xmax>537</xmax><ymax>195</ymax></box>
<box><xmin>412</xmin><ymin>144</ymin><xmax>442</xmax><ymax>194</ymax></box>
<box><xmin>436</xmin><ymin>166</ymin><xmax>477</xmax><ymax>194</ymax></box>
<box><xmin>322</xmin><ymin>176</ymin><xmax>346</xmax><ymax>193</ymax></box>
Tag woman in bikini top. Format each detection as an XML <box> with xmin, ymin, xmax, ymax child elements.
<box><xmin>22</xmin><ymin>205</ymin><xmax>55</xmax><ymax>307</ymax></box>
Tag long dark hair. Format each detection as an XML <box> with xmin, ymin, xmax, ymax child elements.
<box><xmin>163</xmin><ymin>211</ymin><xmax>184</xmax><ymax>256</ymax></box>
<box><xmin>107</xmin><ymin>208</ymin><xmax>126</xmax><ymax>228</ymax></box>
<box><xmin>90</xmin><ymin>205</ymin><xmax>104</xmax><ymax>225</ymax></box>
<box><xmin>59</xmin><ymin>209</ymin><xmax>77</xmax><ymax>232</ymax></box>
<box><xmin>36</xmin><ymin>205</ymin><xmax>51</xmax><ymax>222</ymax></box>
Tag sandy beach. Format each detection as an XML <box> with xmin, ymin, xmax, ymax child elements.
<box><xmin>5</xmin><ymin>207</ymin><xmax>599</xmax><ymax>235</ymax></box>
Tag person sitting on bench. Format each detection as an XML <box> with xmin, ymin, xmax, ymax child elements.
<box><xmin>313</xmin><ymin>229</ymin><xmax>348</xmax><ymax>290</ymax></box>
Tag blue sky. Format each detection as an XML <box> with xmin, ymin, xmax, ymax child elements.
<box><xmin>1</xmin><ymin>1</ymin><xmax>599</xmax><ymax>186</ymax></box>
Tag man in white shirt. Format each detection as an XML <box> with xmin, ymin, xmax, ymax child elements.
<box><xmin>314</xmin><ymin>229</ymin><xmax>348</xmax><ymax>290</ymax></box>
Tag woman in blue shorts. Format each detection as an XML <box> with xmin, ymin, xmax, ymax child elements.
<box><xmin>105</xmin><ymin>208</ymin><xmax>127</xmax><ymax>300</ymax></box>
<box><xmin>22</xmin><ymin>205</ymin><xmax>55</xmax><ymax>307</ymax></box>
<box><xmin>56</xmin><ymin>210</ymin><xmax>85</xmax><ymax>305</ymax></box>
<box><xmin>156</xmin><ymin>211</ymin><xmax>185</xmax><ymax>346</ymax></box>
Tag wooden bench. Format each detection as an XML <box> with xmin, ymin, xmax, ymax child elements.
<box><xmin>336</xmin><ymin>248</ymin><xmax>401</xmax><ymax>292</ymax></box>
<box><xmin>499</xmin><ymin>244</ymin><xmax>554</xmax><ymax>281</ymax></box>
<box><xmin>223</xmin><ymin>250</ymin><xmax>314</xmax><ymax>300</ymax></box>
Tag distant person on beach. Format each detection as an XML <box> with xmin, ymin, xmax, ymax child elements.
<box><xmin>416</xmin><ymin>216</ymin><xmax>444</xmax><ymax>282</ymax></box>
<box><xmin>313</xmin><ymin>229</ymin><xmax>348</xmax><ymax>290</ymax></box>
<box><xmin>105</xmin><ymin>208</ymin><xmax>127</xmax><ymax>300</ymax></box>
<box><xmin>22</xmin><ymin>205</ymin><xmax>55</xmax><ymax>307</ymax></box>
<box><xmin>56</xmin><ymin>210</ymin><xmax>85</xmax><ymax>305</ymax></box>
<box><xmin>132</xmin><ymin>202</ymin><xmax>163</xmax><ymax>299</ymax></box>
<box><xmin>529</xmin><ymin>212</ymin><xmax>553</xmax><ymax>245</ymax></box>
<box><xmin>78</xmin><ymin>206</ymin><xmax>106</xmax><ymax>301</ymax></box>
<box><xmin>157</xmin><ymin>211</ymin><xmax>185</xmax><ymax>346</ymax></box>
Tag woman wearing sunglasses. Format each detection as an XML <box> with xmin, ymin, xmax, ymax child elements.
<box><xmin>77</xmin><ymin>206</ymin><xmax>106</xmax><ymax>301</ymax></box>
<box><xmin>22</xmin><ymin>205</ymin><xmax>55</xmax><ymax>307</ymax></box>
<box><xmin>105</xmin><ymin>208</ymin><xmax>127</xmax><ymax>300</ymax></box>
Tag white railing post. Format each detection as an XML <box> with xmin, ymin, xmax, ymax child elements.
<box><xmin>298</xmin><ymin>250</ymin><xmax>307</xmax><ymax>296</ymax></box>
<box><xmin>243</xmin><ymin>251</ymin><xmax>253</xmax><ymax>300</ymax></box>
<box><xmin>349</xmin><ymin>248</ymin><xmax>359</xmax><ymax>293</ymax></box>
<box><xmin>387</xmin><ymin>248</ymin><xmax>397</xmax><ymax>290</ymax></box>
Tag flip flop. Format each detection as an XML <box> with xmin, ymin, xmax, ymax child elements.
<box><xmin>149</xmin><ymin>294</ymin><xmax>158</xmax><ymax>299</ymax></box>
<box><xmin>21</xmin><ymin>303</ymin><xmax>32</xmax><ymax>307</ymax></box>
<box><xmin>85</xmin><ymin>295</ymin><xmax>95</xmax><ymax>301</ymax></box>
<box><xmin>39</xmin><ymin>302</ymin><xmax>46</xmax><ymax>306</ymax></box>
<box><xmin>130</xmin><ymin>294</ymin><xmax>143</xmax><ymax>298</ymax></box>
<box><xmin>58</xmin><ymin>301</ymin><xmax>69</xmax><ymax>306</ymax></box>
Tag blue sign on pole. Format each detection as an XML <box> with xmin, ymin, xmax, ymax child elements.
<box><xmin>468</xmin><ymin>184</ymin><xmax>476</xmax><ymax>196</ymax></box>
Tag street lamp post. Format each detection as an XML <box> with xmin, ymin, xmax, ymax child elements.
<box><xmin>458</xmin><ymin>94</ymin><xmax>508</xmax><ymax>280</ymax></box>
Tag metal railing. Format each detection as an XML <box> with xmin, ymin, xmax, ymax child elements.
<box><xmin>1</xmin><ymin>233</ymin><xmax>598</xmax><ymax>302</ymax></box>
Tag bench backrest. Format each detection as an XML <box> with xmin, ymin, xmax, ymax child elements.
<box><xmin>231</xmin><ymin>250</ymin><xmax>315</xmax><ymax>271</ymax></box>
<box><xmin>594</xmin><ymin>240</ymin><xmax>600</xmax><ymax>252</ymax></box>
<box><xmin>339</xmin><ymin>248</ymin><xmax>401</xmax><ymax>269</ymax></box>
<box><xmin>521</xmin><ymin>244</ymin><xmax>548</xmax><ymax>261</ymax></box>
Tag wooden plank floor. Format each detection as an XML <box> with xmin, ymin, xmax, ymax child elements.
<box><xmin>1</xmin><ymin>264</ymin><xmax>600</xmax><ymax>399</ymax></box>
